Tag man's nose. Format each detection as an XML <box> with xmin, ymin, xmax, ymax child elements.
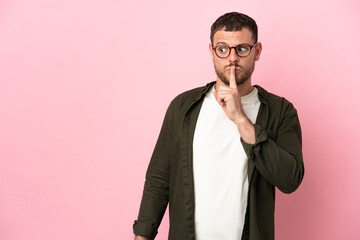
<box><xmin>228</xmin><ymin>48</ymin><xmax>239</xmax><ymax>62</ymax></box>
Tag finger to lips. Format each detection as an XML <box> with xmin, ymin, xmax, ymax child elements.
<box><xmin>229</xmin><ymin>66</ymin><xmax>237</xmax><ymax>89</ymax></box>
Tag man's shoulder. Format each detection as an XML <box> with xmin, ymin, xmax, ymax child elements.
<box><xmin>256</xmin><ymin>85</ymin><xmax>294</xmax><ymax>105</ymax></box>
<box><xmin>174</xmin><ymin>85</ymin><xmax>208</xmax><ymax>100</ymax></box>
<box><xmin>255</xmin><ymin>85</ymin><xmax>297</xmax><ymax>115</ymax></box>
<box><xmin>169</xmin><ymin>82</ymin><xmax>215</xmax><ymax>109</ymax></box>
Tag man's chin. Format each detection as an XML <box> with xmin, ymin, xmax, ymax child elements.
<box><xmin>220</xmin><ymin>78</ymin><xmax>230</xmax><ymax>86</ymax></box>
<box><xmin>220</xmin><ymin>77</ymin><xmax>247</xmax><ymax>86</ymax></box>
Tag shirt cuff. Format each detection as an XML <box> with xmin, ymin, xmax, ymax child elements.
<box><xmin>240</xmin><ymin>124</ymin><xmax>268</xmax><ymax>159</ymax></box>
<box><xmin>133</xmin><ymin>220</ymin><xmax>158</xmax><ymax>239</ymax></box>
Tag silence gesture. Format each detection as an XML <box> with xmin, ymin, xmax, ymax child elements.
<box><xmin>213</xmin><ymin>66</ymin><xmax>256</xmax><ymax>144</ymax></box>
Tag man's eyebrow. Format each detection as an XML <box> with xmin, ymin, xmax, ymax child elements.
<box><xmin>215</xmin><ymin>41</ymin><xmax>228</xmax><ymax>46</ymax></box>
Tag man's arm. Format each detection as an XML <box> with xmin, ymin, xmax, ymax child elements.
<box><xmin>133</xmin><ymin>100</ymin><xmax>174</xmax><ymax>239</ymax></box>
<box><xmin>214</xmin><ymin>67</ymin><xmax>304</xmax><ymax>193</ymax></box>
<box><xmin>240</xmin><ymin>102</ymin><xmax>304</xmax><ymax>193</ymax></box>
<box><xmin>214</xmin><ymin>67</ymin><xmax>256</xmax><ymax>144</ymax></box>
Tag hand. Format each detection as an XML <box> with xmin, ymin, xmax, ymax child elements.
<box><xmin>134</xmin><ymin>235</ymin><xmax>149</xmax><ymax>240</ymax></box>
<box><xmin>213</xmin><ymin>66</ymin><xmax>245</xmax><ymax>122</ymax></box>
<box><xmin>213</xmin><ymin>66</ymin><xmax>256</xmax><ymax>144</ymax></box>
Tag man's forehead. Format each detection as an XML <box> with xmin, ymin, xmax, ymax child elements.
<box><xmin>213</xmin><ymin>28</ymin><xmax>253</xmax><ymax>44</ymax></box>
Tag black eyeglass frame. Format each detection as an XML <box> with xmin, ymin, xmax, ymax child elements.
<box><xmin>212</xmin><ymin>43</ymin><xmax>258</xmax><ymax>59</ymax></box>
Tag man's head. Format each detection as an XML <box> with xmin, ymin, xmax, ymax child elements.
<box><xmin>210</xmin><ymin>12</ymin><xmax>258</xmax><ymax>46</ymax></box>
<box><xmin>209</xmin><ymin>12</ymin><xmax>261</xmax><ymax>87</ymax></box>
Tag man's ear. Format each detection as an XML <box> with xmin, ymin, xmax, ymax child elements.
<box><xmin>255</xmin><ymin>42</ymin><xmax>262</xmax><ymax>61</ymax></box>
<box><xmin>209</xmin><ymin>43</ymin><xmax>214</xmax><ymax>61</ymax></box>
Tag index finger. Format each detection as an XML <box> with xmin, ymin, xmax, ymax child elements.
<box><xmin>229</xmin><ymin>66</ymin><xmax>237</xmax><ymax>89</ymax></box>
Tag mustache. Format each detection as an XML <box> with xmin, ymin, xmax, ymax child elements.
<box><xmin>224</xmin><ymin>64</ymin><xmax>243</xmax><ymax>70</ymax></box>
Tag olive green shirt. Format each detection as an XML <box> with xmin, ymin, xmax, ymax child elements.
<box><xmin>133</xmin><ymin>82</ymin><xmax>304</xmax><ymax>240</ymax></box>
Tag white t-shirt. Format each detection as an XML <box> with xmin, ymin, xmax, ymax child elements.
<box><xmin>193</xmin><ymin>86</ymin><xmax>260</xmax><ymax>239</ymax></box>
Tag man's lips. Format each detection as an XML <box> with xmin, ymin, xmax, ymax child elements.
<box><xmin>225</xmin><ymin>66</ymin><xmax>242</xmax><ymax>72</ymax></box>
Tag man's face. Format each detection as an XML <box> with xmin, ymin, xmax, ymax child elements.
<box><xmin>209</xmin><ymin>28</ymin><xmax>262</xmax><ymax>86</ymax></box>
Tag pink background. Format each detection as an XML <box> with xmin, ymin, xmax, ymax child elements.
<box><xmin>1</xmin><ymin>0</ymin><xmax>360</xmax><ymax>239</ymax></box>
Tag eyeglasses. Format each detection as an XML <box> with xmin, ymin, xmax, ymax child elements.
<box><xmin>212</xmin><ymin>43</ymin><xmax>257</xmax><ymax>58</ymax></box>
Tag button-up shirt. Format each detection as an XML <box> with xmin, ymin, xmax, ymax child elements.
<box><xmin>133</xmin><ymin>81</ymin><xmax>304</xmax><ymax>240</ymax></box>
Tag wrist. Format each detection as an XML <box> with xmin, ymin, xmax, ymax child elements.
<box><xmin>235</xmin><ymin>116</ymin><xmax>256</xmax><ymax>144</ymax></box>
<box><xmin>134</xmin><ymin>235</ymin><xmax>150</xmax><ymax>240</ymax></box>
<box><xmin>234</xmin><ymin>113</ymin><xmax>248</xmax><ymax>127</ymax></box>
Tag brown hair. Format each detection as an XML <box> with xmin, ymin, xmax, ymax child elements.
<box><xmin>210</xmin><ymin>12</ymin><xmax>258</xmax><ymax>45</ymax></box>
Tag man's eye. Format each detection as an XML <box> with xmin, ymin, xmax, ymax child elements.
<box><xmin>219</xmin><ymin>47</ymin><xmax>227</xmax><ymax>52</ymax></box>
<box><xmin>237</xmin><ymin>47</ymin><xmax>248</xmax><ymax>52</ymax></box>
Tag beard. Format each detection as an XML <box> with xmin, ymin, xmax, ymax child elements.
<box><xmin>215</xmin><ymin>62</ymin><xmax>255</xmax><ymax>86</ymax></box>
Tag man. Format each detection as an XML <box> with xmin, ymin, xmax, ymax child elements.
<box><xmin>133</xmin><ymin>12</ymin><xmax>304</xmax><ymax>240</ymax></box>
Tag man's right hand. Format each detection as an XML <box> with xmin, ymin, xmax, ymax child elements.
<box><xmin>134</xmin><ymin>235</ymin><xmax>149</xmax><ymax>240</ymax></box>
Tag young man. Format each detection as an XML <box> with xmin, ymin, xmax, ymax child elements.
<box><xmin>133</xmin><ymin>12</ymin><xmax>304</xmax><ymax>240</ymax></box>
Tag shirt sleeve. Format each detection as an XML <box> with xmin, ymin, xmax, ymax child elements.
<box><xmin>241</xmin><ymin>102</ymin><xmax>304</xmax><ymax>194</ymax></box>
<box><xmin>133</xmin><ymin>100</ymin><xmax>175</xmax><ymax>239</ymax></box>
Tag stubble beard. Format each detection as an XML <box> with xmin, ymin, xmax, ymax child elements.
<box><xmin>215</xmin><ymin>63</ymin><xmax>255</xmax><ymax>86</ymax></box>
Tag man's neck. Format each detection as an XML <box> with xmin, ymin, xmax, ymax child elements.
<box><xmin>215</xmin><ymin>79</ymin><xmax>254</xmax><ymax>97</ymax></box>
